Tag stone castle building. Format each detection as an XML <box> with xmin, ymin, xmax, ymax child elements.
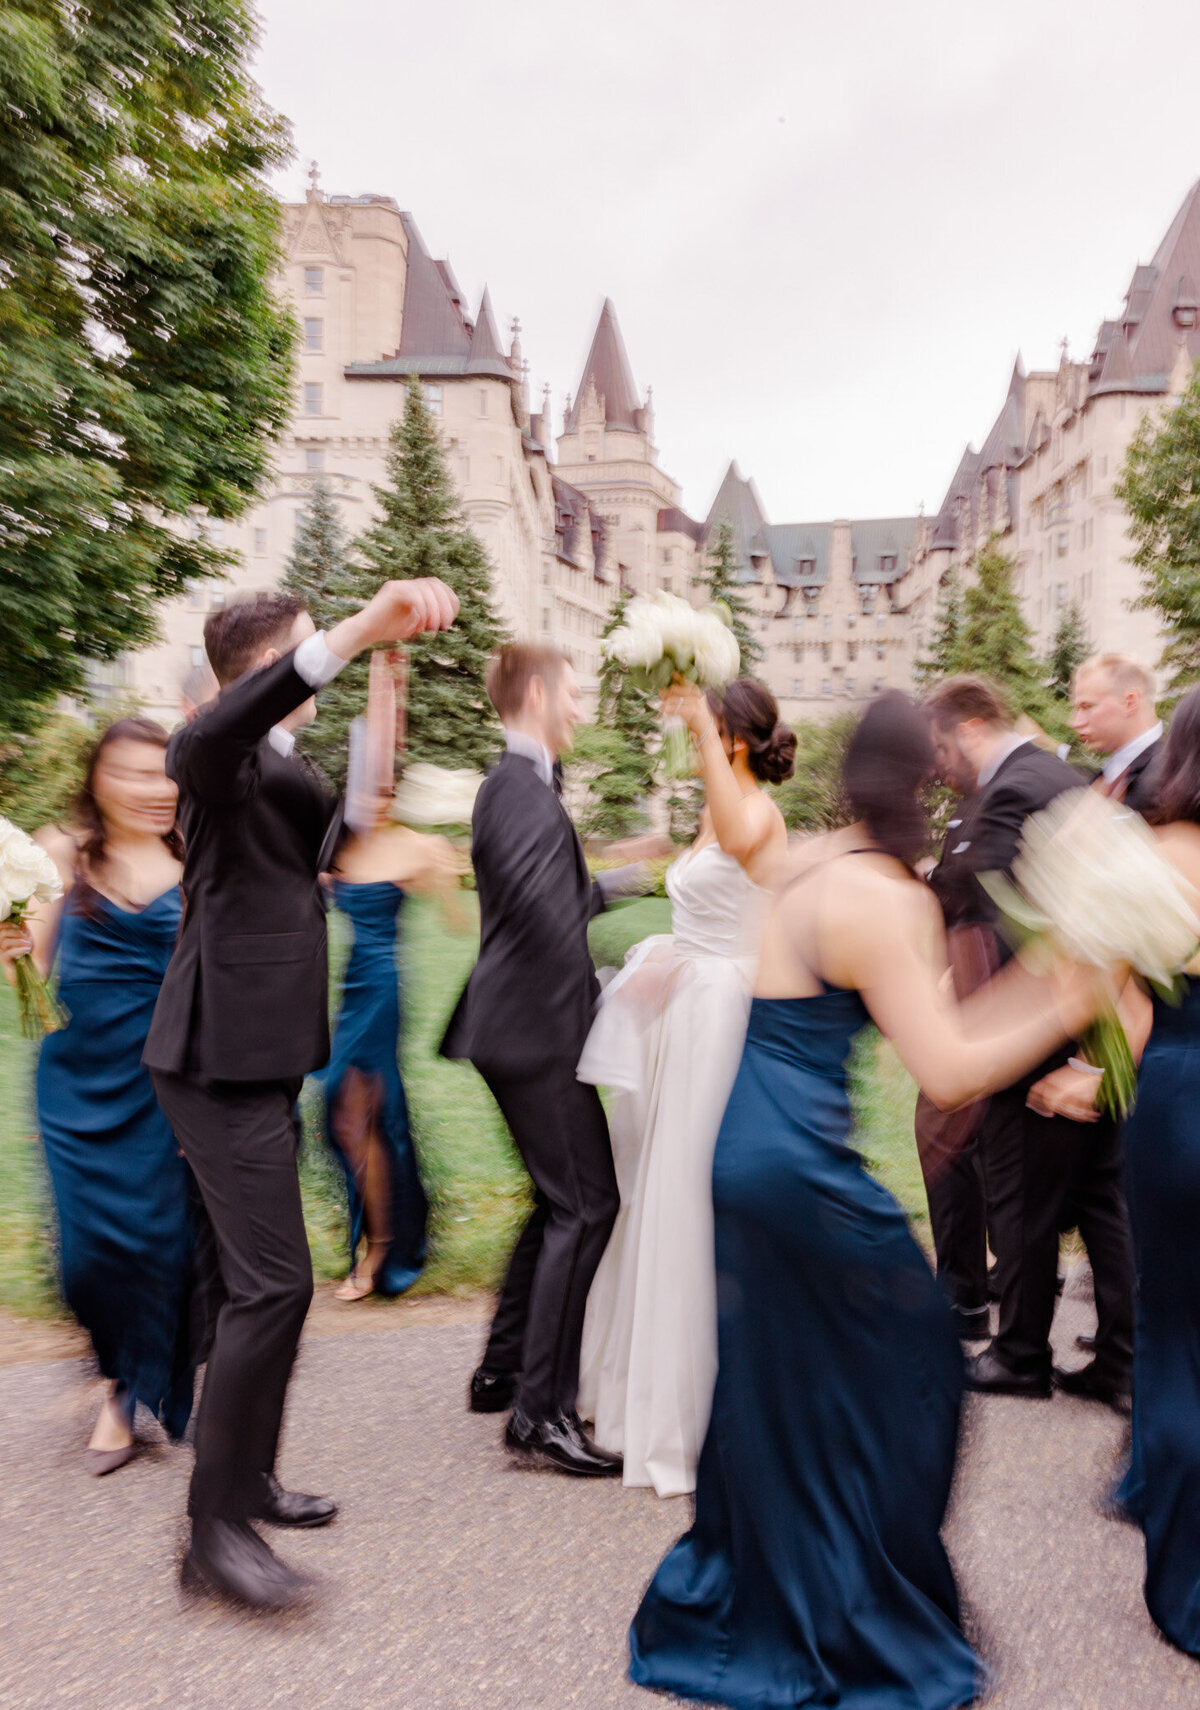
<box><xmin>117</xmin><ymin>175</ymin><xmax>1200</xmax><ymax>730</ymax></box>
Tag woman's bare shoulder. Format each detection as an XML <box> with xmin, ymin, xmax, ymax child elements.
<box><xmin>34</xmin><ymin>825</ymin><xmax>79</xmax><ymax>876</ymax></box>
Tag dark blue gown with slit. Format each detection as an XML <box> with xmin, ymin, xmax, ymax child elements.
<box><xmin>630</xmin><ymin>989</ymin><xmax>980</xmax><ymax>1710</ymax></box>
<box><xmin>1119</xmin><ymin>975</ymin><xmax>1200</xmax><ymax>1655</ymax></box>
<box><xmin>321</xmin><ymin>880</ymin><xmax>427</xmax><ymax>1295</ymax></box>
<box><xmin>36</xmin><ymin>885</ymin><xmax>194</xmax><ymax>1439</ymax></box>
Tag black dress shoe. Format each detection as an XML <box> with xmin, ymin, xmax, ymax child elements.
<box><xmin>1052</xmin><ymin>1363</ymin><xmax>1132</xmax><ymax>1417</ymax></box>
<box><xmin>469</xmin><ymin>1367</ymin><xmax>518</xmax><ymax>1414</ymax></box>
<box><xmin>954</xmin><ymin>1306</ymin><xmax>991</xmax><ymax>1343</ymax></box>
<box><xmin>964</xmin><ymin>1349</ymin><xmax>1052</xmax><ymax>1398</ymax></box>
<box><xmin>504</xmin><ymin>1410</ymin><xmax>623</xmax><ymax>1477</ymax></box>
<box><xmin>181</xmin><ymin>1518</ymin><xmax>313</xmax><ymax>1611</ymax></box>
<box><xmin>255</xmin><ymin>1474</ymin><xmax>338</xmax><ymax>1528</ymax></box>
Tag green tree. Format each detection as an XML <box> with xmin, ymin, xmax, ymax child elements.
<box><xmin>694</xmin><ymin>518</ymin><xmax>764</xmax><ymax>670</ymax></box>
<box><xmin>280</xmin><ymin>480</ymin><xmax>358</xmax><ymax>784</ymax></box>
<box><xmin>770</xmin><ymin>715</ymin><xmax>856</xmax><ymax>833</ymax></box>
<box><xmin>0</xmin><ymin>712</ymin><xmax>94</xmax><ymax>834</ymax></box>
<box><xmin>0</xmin><ymin>2</ymin><xmax>295</xmax><ymax>744</ymax></box>
<box><xmin>1045</xmin><ymin>598</ymin><xmax>1089</xmax><ymax>701</ymax></box>
<box><xmin>569</xmin><ymin>724</ymin><xmax>649</xmax><ymax>840</ymax></box>
<box><xmin>954</xmin><ymin>544</ymin><xmax>1064</xmax><ymax>733</ymax></box>
<box><xmin>914</xmin><ymin>567</ymin><xmax>965</xmax><ymax>685</ymax></box>
<box><xmin>1117</xmin><ymin>363</ymin><xmax>1200</xmax><ymax>698</ymax></box>
<box><xmin>353</xmin><ymin>378</ymin><xmax>506</xmax><ymax>771</ymax></box>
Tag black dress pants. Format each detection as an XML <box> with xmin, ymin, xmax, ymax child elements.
<box><xmin>923</xmin><ymin>1131</ymin><xmax>990</xmax><ymax>1320</ymax></box>
<box><xmin>151</xmin><ymin>1072</ymin><xmax>312</xmax><ymax>1523</ymax></box>
<box><xmin>480</xmin><ymin>1065</ymin><xmax>618</xmax><ymax>1422</ymax></box>
<box><xmin>981</xmin><ymin>1087</ymin><xmax>1134</xmax><ymax>1385</ymax></box>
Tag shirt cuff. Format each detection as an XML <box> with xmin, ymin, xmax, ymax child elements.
<box><xmin>293</xmin><ymin>631</ymin><xmax>347</xmax><ymax>689</ymax></box>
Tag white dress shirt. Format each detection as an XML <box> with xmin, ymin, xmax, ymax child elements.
<box><xmin>1103</xmin><ymin>721</ymin><xmax>1163</xmax><ymax>785</ymax></box>
<box><xmin>268</xmin><ymin>630</ymin><xmax>347</xmax><ymax>758</ymax></box>
<box><xmin>504</xmin><ymin>728</ymin><xmax>556</xmax><ymax>789</ymax></box>
<box><xmin>976</xmin><ymin>734</ymin><xmax>1031</xmax><ymax>790</ymax></box>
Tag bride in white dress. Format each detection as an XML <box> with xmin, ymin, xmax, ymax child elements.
<box><xmin>577</xmin><ymin>678</ymin><xmax>794</xmax><ymax>1496</ymax></box>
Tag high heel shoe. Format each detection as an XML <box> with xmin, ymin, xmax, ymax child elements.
<box><xmin>84</xmin><ymin>1442</ymin><xmax>137</xmax><ymax>1477</ymax></box>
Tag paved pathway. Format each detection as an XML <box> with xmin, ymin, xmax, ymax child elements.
<box><xmin>0</xmin><ymin>1292</ymin><xmax>1196</xmax><ymax>1710</ymax></box>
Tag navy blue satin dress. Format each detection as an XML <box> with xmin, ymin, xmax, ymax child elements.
<box><xmin>322</xmin><ymin>880</ymin><xmax>427</xmax><ymax>1295</ymax></box>
<box><xmin>37</xmin><ymin>886</ymin><xmax>194</xmax><ymax>1439</ymax></box>
<box><xmin>1120</xmin><ymin>976</ymin><xmax>1200</xmax><ymax>1654</ymax></box>
<box><xmin>631</xmin><ymin>991</ymin><xmax>979</xmax><ymax>1710</ymax></box>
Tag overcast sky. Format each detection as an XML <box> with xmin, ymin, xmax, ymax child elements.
<box><xmin>255</xmin><ymin>0</ymin><xmax>1200</xmax><ymax>526</ymax></box>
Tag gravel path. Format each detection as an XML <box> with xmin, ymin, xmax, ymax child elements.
<box><xmin>0</xmin><ymin>1291</ymin><xmax>1195</xmax><ymax>1709</ymax></box>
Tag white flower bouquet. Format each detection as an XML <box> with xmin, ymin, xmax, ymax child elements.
<box><xmin>981</xmin><ymin>788</ymin><xmax>1200</xmax><ymax>1116</ymax></box>
<box><xmin>0</xmin><ymin>816</ymin><xmax>65</xmax><ymax>1039</ymax></box>
<box><xmin>391</xmin><ymin>762</ymin><xmax>483</xmax><ymax>832</ymax></box>
<box><xmin>603</xmin><ymin>591</ymin><xmax>741</xmax><ymax>776</ymax></box>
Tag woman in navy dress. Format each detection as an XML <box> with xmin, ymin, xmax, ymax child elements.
<box><xmin>629</xmin><ymin>695</ymin><xmax>1097</xmax><ymax>1710</ymax></box>
<box><xmin>0</xmin><ymin>718</ymin><xmax>193</xmax><ymax>1473</ymax></box>
<box><xmin>324</xmin><ymin>792</ymin><xmax>464</xmax><ymax>1301</ymax></box>
<box><xmin>1116</xmin><ymin>687</ymin><xmax>1200</xmax><ymax>1655</ymax></box>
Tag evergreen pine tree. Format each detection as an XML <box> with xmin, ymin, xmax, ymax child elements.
<box><xmin>914</xmin><ymin>567</ymin><xmax>965</xmax><ymax>684</ymax></box>
<box><xmin>280</xmin><ymin>480</ymin><xmax>362</xmax><ymax>785</ymax></box>
<box><xmin>568</xmin><ymin>590</ymin><xmax>659</xmax><ymax>838</ymax></box>
<box><xmin>693</xmin><ymin>518</ymin><xmax>764</xmax><ymax>670</ymax></box>
<box><xmin>954</xmin><ymin>543</ymin><xmax>1063</xmax><ymax>732</ymax></box>
<box><xmin>1045</xmin><ymin>598</ymin><xmax>1089</xmax><ymax>701</ymax></box>
<box><xmin>354</xmin><ymin>377</ymin><xmax>506</xmax><ymax>771</ymax></box>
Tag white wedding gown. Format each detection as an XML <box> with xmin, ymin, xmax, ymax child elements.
<box><xmin>577</xmin><ymin>842</ymin><xmax>765</xmax><ymax>1497</ymax></box>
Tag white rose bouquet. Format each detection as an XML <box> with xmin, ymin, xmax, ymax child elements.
<box><xmin>0</xmin><ymin>816</ymin><xmax>66</xmax><ymax>1039</ymax></box>
<box><xmin>603</xmin><ymin>591</ymin><xmax>741</xmax><ymax>776</ymax></box>
<box><xmin>391</xmin><ymin>762</ymin><xmax>483</xmax><ymax>832</ymax></box>
<box><xmin>981</xmin><ymin>788</ymin><xmax>1200</xmax><ymax>1117</ymax></box>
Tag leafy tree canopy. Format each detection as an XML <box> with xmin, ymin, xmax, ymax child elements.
<box><xmin>0</xmin><ymin>1</ymin><xmax>296</xmax><ymax>740</ymax></box>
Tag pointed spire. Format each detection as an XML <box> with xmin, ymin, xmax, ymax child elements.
<box><xmin>466</xmin><ymin>287</ymin><xmax>507</xmax><ymax>374</ymax></box>
<box><xmin>566</xmin><ymin>299</ymin><xmax>641</xmax><ymax>431</ymax></box>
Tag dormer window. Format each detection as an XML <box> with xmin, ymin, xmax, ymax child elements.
<box><xmin>796</xmin><ymin>556</ymin><xmax>816</xmax><ymax>579</ymax></box>
<box><xmin>878</xmin><ymin>553</ymin><xmax>897</xmax><ymax>577</ymax></box>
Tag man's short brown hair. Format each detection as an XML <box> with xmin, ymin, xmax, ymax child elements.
<box><xmin>204</xmin><ymin>591</ymin><xmax>306</xmax><ymax>686</ymax></box>
<box><xmin>923</xmin><ymin>675</ymin><xmax>1014</xmax><ymax>731</ymax></box>
<box><xmin>1075</xmin><ymin>652</ymin><xmax>1156</xmax><ymax>703</ymax></box>
<box><xmin>485</xmin><ymin>644</ymin><xmax>569</xmax><ymax>721</ymax></box>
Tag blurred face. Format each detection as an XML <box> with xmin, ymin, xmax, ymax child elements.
<box><xmin>92</xmin><ymin>740</ymin><xmax>177</xmax><ymax>839</ymax></box>
<box><xmin>1070</xmin><ymin>666</ymin><xmax>1141</xmax><ymax>755</ymax></box>
<box><xmin>930</xmin><ymin>721</ymin><xmax>976</xmax><ymax>795</ymax></box>
<box><xmin>278</xmin><ymin>611</ymin><xmax>319</xmax><ymax>731</ymax></box>
<box><xmin>536</xmin><ymin>662</ymin><xmax>583</xmax><ymax>758</ymax></box>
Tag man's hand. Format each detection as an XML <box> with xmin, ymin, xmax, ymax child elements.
<box><xmin>328</xmin><ymin>579</ymin><xmax>460</xmax><ymax>662</ymax></box>
<box><xmin>1027</xmin><ymin>1063</ymin><xmax>1103</xmax><ymax>1123</ymax></box>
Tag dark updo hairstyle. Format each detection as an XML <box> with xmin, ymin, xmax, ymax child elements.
<box><xmin>842</xmin><ymin>692</ymin><xmax>933</xmax><ymax>868</ymax></box>
<box><xmin>1151</xmin><ymin>686</ymin><xmax>1200</xmax><ymax>826</ymax></box>
<box><xmin>705</xmin><ymin>678</ymin><xmax>797</xmax><ymax>785</ymax></box>
<box><xmin>74</xmin><ymin>718</ymin><xmax>183</xmax><ymax>917</ymax></box>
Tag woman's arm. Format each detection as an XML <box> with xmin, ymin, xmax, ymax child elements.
<box><xmin>664</xmin><ymin>681</ymin><xmax>784</xmax><ymax>883</ymax></box>
<box><xmin>0</xmin><ymin>827</ymin><xmax>73</xmax><ymax>982</ymax></box>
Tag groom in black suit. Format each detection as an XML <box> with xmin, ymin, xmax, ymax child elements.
<box><xmin>925</xmin><ymin>676</ymin><xmax>1135</xmax><ymax>1408</ymax></box>
<box><xmin>146</xmin><ymin>577</ymin><xmax>457</xmax><ymax>1608</ymax></box>
<box><xmin>443</xmin><ymin>643</ymin><xmax>636</xmax><ymax>1477</ymax></box>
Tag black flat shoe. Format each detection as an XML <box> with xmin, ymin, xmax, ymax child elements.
<box><xmin>964</xmin><ymin>1349</ymin><xmax>1052</xmax><ymax>1398</ymax></box>
<box><xmin>255</xmin><ymin>1474</ymin><xmax>338</xmax><ymax>1528</ymax></box>
<box><xmin>1052</xmin><ymin>1363</ymin><xmax>1132</xmax><ymax>1417</ymax></box>
<box><xmin>504</xmin><ymin>1410</ymin><xmax>623</xmax><ymax>1477</ymax></box>
<box><xmin>470</xmin><ymin>1367</ymin><xmax>518</xmax><ymax>1414</ymax></box>
<box><xmin>181</xmin><ymin>1518</ymin><xmax>314</xmax><ymax>1611</ymax></box>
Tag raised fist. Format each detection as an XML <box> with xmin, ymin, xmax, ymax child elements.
<box><xmin>366</xmin><ymin>579</ymin><xmax>459</xmax><ymax>644</ymax></box>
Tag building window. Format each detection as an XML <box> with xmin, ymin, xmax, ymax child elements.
<box><xmin>210</xmin><ymin>589</ymin><xmax>226</xmax><ymax>610</ymax></box>
<box><xmin>847</xmin><ymin>611</ymin><xmax>856</xmax><ymax>627</ymax></box>
<box><xmin>846</xmin><ymin>677</ymin><xmax>856</xmax><ymax>696</ymax></box>
<box><xmin>186</xmin><ymin>579</ymin><xmax>204</xmax><ymax>610</ymax></box>
<box><xmin>304</xmin><ymin>267</ymin><xmax>323</xmax><ymax>295</ymax></box>
<box><xmin>793</xmin><ymin>678</ymin><xmax>803</xmax><ymax>696</ymax></box>
<box><xmin>876</xmin><ymin>613</ymin><xmax>886</xmax><ymax>628</ymax></box>
<box><xmin>424</xmin><ymin>383</ymin><xmax>443</xmax><ymax>416</ymax></box>
<box><xmin>821</xmin><ymin>679</ymin><xmax>831</xmax><ymax>697</ymax></box>
<box><xmin>479</xmin><ymin>389</ymin><xmax>489</xmax><ymax>416</ymax></box>
<box><xmin>823</xmin><ymin>614</ymin><xmax>832</xmax><ymax>631</ymax></box>
<box><xmin>304</xmin><ymin>382</ymin><xmax>323</xmax><ymax>416</ymax></box>
<box><xmin>541</xmin><ymin>565</ymin><xmax>551</xmax><ymax>586</ymax></box>
<box><xmin>873</xmin><ymin>676</ymin><xmax>884</xmax><ymax>692</ymax></box>
<box><xmin>847</xmin><ymin>641</ymin><xmax>858</xmax><ymax>661</ymax></box>
<box><xmin>1056</xmin><ymin>531</ymin><xmax>1069</xmax><ymax>558</ymax></box>
<box><xmin>189</xmin><ymin>646</ymin><xmax>205</xmax><ymax>667</ymax></box>
<box><xmin>203</xmin><ymin>518</ymin><xmax>224</xmax><ymax>547</ymax></box>
<box><xmin>305</xmin><ymin>447</ymin><xmax>325</xmax><ymax>473</ymax></box>
<box><xmin>878</xmin><ymin>554</ymin><xmax>897</xmax><ymax>576</ymax></box>
<box><xmin>876</xmin><ymin>643</ymin><xmax>886</xmax><ymax>660</ymax></box>
<box><xmin>253</xmin><ymin>528</ymin><xmax>267</xmax><ymax>556</ymax></box>
<box><xmin>541</xmin><ymin>608</ymin><xmax>551</xmax><ymax>633</ymax></box>
<box><xmin>304</xmin><ymin>318</ymin><xmax>323</xmax><ymax>352</ymax></box>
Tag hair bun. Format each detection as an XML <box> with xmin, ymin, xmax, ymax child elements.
<box><xmin>756</xmin><ymin>720</ymin><xmax>797</xmax><ymax>785</ymax></box>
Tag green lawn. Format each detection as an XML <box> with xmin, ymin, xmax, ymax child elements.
<box><xmin>0</xmin><ymin>894</ymin><xmax>928</xmax><ymax>1318</ymax></box>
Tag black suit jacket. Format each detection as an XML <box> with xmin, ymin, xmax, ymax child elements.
<box><xmin>930</xmin><ymin>740</ymin><xmax>1084</xmax><ymax>1089</ymax></box>
<box><xmin>144</xmin><ymin>650</ymin><xmax>340</xmax><ymax>1083</ymax></box>
<box><xmin>440</xmin><ymin>750</ymin><xmax>605</xmax><ymax>1081</ymax></box>
<box><xmin>1115</xmin><ymin>736</ymin><xmax>1163</xmax><ymax>817</ymax></box>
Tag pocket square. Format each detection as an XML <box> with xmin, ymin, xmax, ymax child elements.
<box><xmin>951</xmin><ymin>840</ymin><xmax>971</xmax><ymax>855</ymax></box>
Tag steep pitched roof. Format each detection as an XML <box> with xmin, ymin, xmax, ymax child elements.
<box><xmin>396</xmin><ymin>213</ymin><xmax>471</xmax><ymax>360</ymax></box>
<box><xmin>705</xmin><ymin>460</ymin><xmax>773</xmax><ymax>581</ymax></box>
<box><xmin>466</xmin><ymin>288</ymin><xmax>512</xmax><ymax>379</ymax></box>
<box><xmin>1092</xmin><ymin>179</ymin><xmax>1200</xmax><ymax>396</ymax></box>
<box><xmin>657</xmin><ymin>506</ymin><xmax>706</xmax><ymax>543</ymax></box>
<box><xmin>565</xmin><ymin>299</ymin><xmax>641</xmax><ymax>431</ymax></box>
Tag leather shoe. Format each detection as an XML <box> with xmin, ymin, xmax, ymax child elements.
<box><xmin>504</xmin><ymin>1409</ymin><xmax>623</xmax><ymax>1477</ymax></box>
<box><xmin>469</xmin><ymin>1366</ymin><xmax>518</xmax><ymax>1414</ymax></box>
<box><xmin>964</xmin><ymin>1349</ymin><xmax>1051</xmax><ymax>1398</ymax></box>
<box><xmin>255</xmin><ymin>1474</ymin><xmax>337</xmax><ymax>1528</ymax></box>
<box><xmin>181</xmin><ymin>1518</ymin><xmax>314</xmax><ymax>1611</ymax></box>
<box><xmin>1052</xmin><ymin>1363</ymin><xmax>1132</xmax><ymax>1417</ymax></box>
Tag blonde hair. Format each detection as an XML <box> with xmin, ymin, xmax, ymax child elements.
<box><xmin>1075</xmin><ymin>653</ymin><xmax>1156</xmax><ymax>703</ymax></box>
